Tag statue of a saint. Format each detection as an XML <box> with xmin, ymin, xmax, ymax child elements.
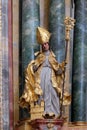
<box><xmin>19</xmin><ymin>27</ymin><xmax>70</xmax><ymax>118</ymax></box>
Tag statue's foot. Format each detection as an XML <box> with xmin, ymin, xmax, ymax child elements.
<box><xmin>42</xmin><ymin>112</ymin><xmax>55</xmax><ymax>119</ymax></box>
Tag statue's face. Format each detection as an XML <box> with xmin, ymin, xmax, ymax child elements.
<box><xmin>42</xmin><ymin>42</ymin><xmax>49</xmax><ymax>51</ymax></box>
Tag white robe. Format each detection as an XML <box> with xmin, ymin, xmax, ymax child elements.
<box><xmin>38</xmin><ymin>50</ymin><xmax>60</xmax><ymax>116</ymax></box>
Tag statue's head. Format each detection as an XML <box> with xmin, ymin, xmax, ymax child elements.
<box><xmin>37</xmin><ymin>27</ymin><xmax>51</xmax><ymax>45</ymax></box>
<box><xmin>42</xmin><ymin>42</ymin><xmax>50</xmax><ymax>52</ymax></box>
<box><xmin>36</xmin><ymin>27</ymin><xmax>51</xmax><ymax>52</ymax></box>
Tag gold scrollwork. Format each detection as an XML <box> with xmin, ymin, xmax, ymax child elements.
<box><xmin>64</xmin><ymin>16</ymin><xmax>75</xmax><ymax>41</ymax></box>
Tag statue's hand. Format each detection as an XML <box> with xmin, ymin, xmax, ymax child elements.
<box><xmin>55</xmin><ymin>68</ymin><xmax>63</xmax><ymax>75</ymax></box>
<box><xmin>33</xmin><ymin>65</ymin><xmax>38</xmax><ymax>72</ymax></box>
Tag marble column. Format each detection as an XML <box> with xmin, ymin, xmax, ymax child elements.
<box><xmin>2</xmin><ymin>0</ymin><xmax>9</xmax><ymax>129</ymax></box>
<box><xmin>40</xmin><ymin>0</ymin><xmax>50</xmax><ymax>29</ymax></box>
<box><xmin>72</xmin><ymin>0</ymin><xmax>87</xmax><ymax>122</ymax></box>
<box><xmin>19</xmin><ymin>0</ymin><xmax>40</xmax><ymax>119</ymax></box>
<box><xmin>49</xmin><ymin>0</ymin><xmax>65</xmax><ymax>62</ymax></box>
<box><xmin>0</xmin><ymin>0</ymin><xmax>2</xmax><ymax>130</ymax></box>
<box><xmin>22</xmin><ymin>0</ymin><xmax>40</xmax><ymax>70</ymax></box>
<box><xmin>8</xmin><ymin>0</ymin><xmax>14</xmax><ymax>129</ymax></box>
<box><xmin>13</xmin><ymin>0</ymin><xmax>19</xmax><ymax>124</ymax></box>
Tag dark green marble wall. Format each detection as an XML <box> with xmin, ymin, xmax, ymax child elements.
<box><xmin>72</xmin><ymin>0</ymin><xmax>87</xmax><ymax>122</ymax></box>
<box><xmin>19</xmin><ymin>0</ymin><xmax>40</xmax><ymax>119</ymax></box>
<box><xmin>49</xmin><ymin>0</ymin><xmax>65</xmax><ymax>62</ymax></box>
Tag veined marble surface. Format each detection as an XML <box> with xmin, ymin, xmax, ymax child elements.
<box><xmin>49</xmin><ymin>0</ymin><xmax>65</xmax><ymax>62</ymax></box>
<box><xmin>72</xmin><ymin>0</ymin><xmax>87</xmax><ymax>122</ymax></box>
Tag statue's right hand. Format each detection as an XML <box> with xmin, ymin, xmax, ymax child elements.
<box><xmin>33</xmin><ymin>65</ymin><xmax>38</xmax><ymax>72</ymax></box>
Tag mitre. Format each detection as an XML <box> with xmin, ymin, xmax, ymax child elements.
<box><xmin>37</xmin><ymin>27</ymin><xmax>51</xmax><ymax>45</ymax></box>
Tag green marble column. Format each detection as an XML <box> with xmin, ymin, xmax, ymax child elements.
<box><xmin>49</xmin><ymin>0</ymin><xmax>65</xmax><ymax>62</ymax></box>
<box><xmin>72</xmin><ymin>0</ymin><xmax>87</xmax><ymax>122</ymax></box>
<box><xmin>19</xmin><ymin>0</ymin><xmax>40</xmax><ymax>119</ymax></box>
<box><xmin>22</xmin><ymin>0</ymin><xmax>40</xmax><ymax>70</ymax></box>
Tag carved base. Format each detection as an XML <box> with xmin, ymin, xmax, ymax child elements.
<box><xmin>15</xmin><ymin>118</ymin><xmax>64</xmax><ymax>130</ymax></box>
<box><xmin>30</xmin><ymin>118</ymin><xmax>64</xmax><ymax>130</ymax></box>
<box><xmin>15</xmin><ymin>118</ymin><xmax>87</xmax><ymax>130</ymax></box>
